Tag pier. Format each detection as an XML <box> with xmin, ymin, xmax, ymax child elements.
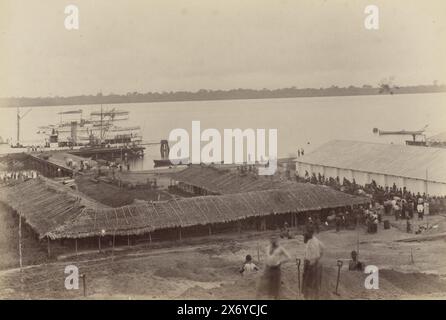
<box><xmin>67</xmin><ymin>145</ymin><xmax>144</xmax><ymax>161</ymax></box>
<box><xmin>27</xmin><ymin>152</ymin><xmax>92</xmax><ymax>177</ymax></box>
<box><xmin>25</xmin><ymin>145</ymin><xmax>144</xmax><ymax>177</ymax></box>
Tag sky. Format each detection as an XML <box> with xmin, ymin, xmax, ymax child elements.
<box><xmin>0</xmin><ymin>0</ymin><xmax>445</xmax><ymax>97</ymax></box>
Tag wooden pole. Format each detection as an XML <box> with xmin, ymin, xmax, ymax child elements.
<box><xmin>149</xmin><ymin>232</ymin><xmax>152</xmax><ymax>244</ymax></box>
<box><xmin>127</xmin><ymin>234</ymin><xmax>130</xmax><ymax>247</ymax></box>
<box><xmin>208</xmin><ymin>225</ymin><xmax>212</xmax><ymax>236</ymax></box>
<box><xmin>75</xmin><ymin>239</ymin><xmax>78</xmax><ymax>256</ymax></box>
<box><xmin>18</xmin><ymin>213</ymin><xmax>23</xmax><ymax>271</ymax></box>
<box><xmin>47</xmin><ymin>237</ymin><xmax>51</xmax><ymax>258</ymax></box>
<box><xmin>179</xmin><ymin>228</ymin><xmax>182</xmax><ymax>241</ymax></box>
<box><xmin>257</xmin><ymin>242</ymin><xmax>260</xmax><ymax>263</ymax></box>
<box><xmin>112</xmin><ymin>232</ymin><xmax>115</xmax><ymax>262</ymax></box>
<box><xmin>98</xmin><ymin>236</ymin><xmax>101</xmax><ymax>252</ymax></box>
<box><xmin>425</xmin><ymin>168</ymin><xmax>429</xmax><ymax>228</ymax></box>
<box><xmin>81</xmin><ymin>274</ymin><xmax>87</xmax><ymax>297</ymax></box>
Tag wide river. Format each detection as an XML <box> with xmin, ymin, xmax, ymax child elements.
<box><xmin>0</xmin><ymin>92</ymin><xmax>445</xmax><ymax>170</ymax></box>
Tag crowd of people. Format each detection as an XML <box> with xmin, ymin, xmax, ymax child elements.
<box><xmin>0</xmin><ymin>170</ymin><xmax>38</xmax><ymax>182</ymax></box>
<box><xmin>295</xmin><ymin>170</ymin><xmax>446</xmax><ymax>217</ymax></box>
<box><xmin>238</xmin><ymin>170</ymin><xmax>446</xmax><ymax>299</ymax></box>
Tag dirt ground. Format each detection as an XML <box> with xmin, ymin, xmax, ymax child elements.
<box><xmin>1</xmin><ymin>205</ymin><xmax>446</xmax><ymax>300</ymax></box>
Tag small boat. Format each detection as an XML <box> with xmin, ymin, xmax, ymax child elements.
<box><xmin>373</xmin><ymin>125</ymin><xmax>428</xmax><ymax>146</ymax></box>
<box><xmin>153</xmin><ymin>158</ymin><xmax>189</xmax><ymax>167</ymax></box>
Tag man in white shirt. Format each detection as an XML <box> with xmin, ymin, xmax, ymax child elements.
<box><xmin>304</xmin><ymin>234</ymin><xmax>324</xmax><ymax>265</ymax></box>
<box><xmin>302</xmin><ymin>230</ymin><xmax>325</xmax><ymax>299</ymax></box>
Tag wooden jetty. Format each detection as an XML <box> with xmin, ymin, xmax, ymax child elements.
<box><xmin>27</xmin><ymin>152</ymin><xmax>93</xmax><ymax>177</ymax></box>
<box><xmin>68</xmin><ymin>145</ymin><xmax>144</xmax><ymax>161</ymax></box>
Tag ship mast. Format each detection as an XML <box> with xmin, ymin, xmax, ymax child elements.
<box><xmin>16</xmin><ymin>107</ymin><xmax>32</xmax><ymax>146</ymax></box>
<box><xmin>100</xmin><ymin>104</ymin><xmax>103</xmax><ymax>142</ymax></box>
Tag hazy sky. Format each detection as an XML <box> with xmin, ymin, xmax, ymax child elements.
<box><xmin>0</xmin><ymin>0</ymin><xmax>445</xmax><ymax>97</ymax></box>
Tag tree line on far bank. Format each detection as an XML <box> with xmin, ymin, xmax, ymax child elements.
<box><xmin>1</xmin><ymin>84</ymin><xmax>445</xmax><ymax>108</ymax></box>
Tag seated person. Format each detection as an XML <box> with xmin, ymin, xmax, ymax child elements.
<box><xmin>240</xmin><ymin>254</ymin><xmax>259</xmax><ymax>275</ymax></box>
<box><xmin>348</xmin><ymin>250</ymin><xmax>364</xmax><ymax>271</ymax></box>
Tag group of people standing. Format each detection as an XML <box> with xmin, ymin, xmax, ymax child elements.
<box><xmin>389</xmin><ymin>197</ymin><xmax>428</xmax><ymax>221</ymax></box>
<box><xmin>0</xmin><ymin>170</ymin><xmax>38</xmax><ymax>182</ymax></box>
<box><xmin>241</xmin><ymin>226</ymin><xmax>325</xmax><ymax>300</ymax></box>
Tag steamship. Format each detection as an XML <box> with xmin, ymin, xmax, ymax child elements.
<box><xmin>37</xmin><ymin>107</ymin><xmax>145</xmax><ymax>159</ymax></box>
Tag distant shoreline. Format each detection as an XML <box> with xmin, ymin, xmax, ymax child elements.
<box><xmin>1</xmin><ymin>85</ymin><xmax>445</xmax><ymax>108</ymax></box>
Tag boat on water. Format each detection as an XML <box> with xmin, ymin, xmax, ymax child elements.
<box><xmin>373</xmin><ymin>125</ymin><xmax>429</xmax><ymax>147</ymax></box>
<box><xmin>153</xmin><ymin>158</ymin><xmax>190</xmax><ymax>167</ymax></box>
<box><xmin>34</xmin><ymin>107</ymin><xmax>145</xmax><ymax>158</ymax></box>
<box><xmin>152</xmin><ymin>139</ymin><xmax>187</xmax><ymax>167</ymax></box>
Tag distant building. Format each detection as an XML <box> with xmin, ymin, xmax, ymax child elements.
<box><xmin>295</xmin><ymin>140</ymin><xmax>446</xmax><ymax>196</ymax></box>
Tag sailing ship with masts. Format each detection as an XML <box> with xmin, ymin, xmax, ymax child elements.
<box><xmin>36</xmin><ymin>106</ymin><xmax>144</xmax><ymax>159</ymax></box>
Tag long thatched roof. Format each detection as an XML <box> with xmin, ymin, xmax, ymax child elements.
<box><xmin>173</xmin><ymin>165</ymin><xmax>298</xmax><ymax>194</ymax></box>
<box><xmin>0</xmin><ymin>177</ymin><xmax>108</xmax><ymax>239</ymax></box>
<box><xmin>0</xmin><ymin>176</ymin><xmax>369</xmax><ymax>240</ymax></box>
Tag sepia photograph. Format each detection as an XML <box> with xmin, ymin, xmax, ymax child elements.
<box><xmin>0</xmin><ymin>0</ymin><xmax>446</xmax><ymax>304</ymax></box>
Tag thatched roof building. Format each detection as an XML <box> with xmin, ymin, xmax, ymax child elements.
<box><xmin>0</xmin><ymin>176</ymin><xmax>369</xmax><ymax>241</ymax></box>
<box><xmin>0</xmin><ymin>177</ymin><xmax>108</xmax><ymax>240</ymax></box>
<box><xmin>173</xmin><ymin>165</ymin><xmax>297</xmax><ymax>195</ymax></box>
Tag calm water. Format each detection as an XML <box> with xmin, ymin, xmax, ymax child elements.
<box><xmin>1</xmin><ymin>92</ymin><xmax>445</xmax><ymax>170</ymax></box>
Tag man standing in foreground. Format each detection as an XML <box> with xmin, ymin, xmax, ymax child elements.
<box><xmin>302</xmin><ymin>230</ymin><xmax>325</xmax><ymax>299</ymax></box>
